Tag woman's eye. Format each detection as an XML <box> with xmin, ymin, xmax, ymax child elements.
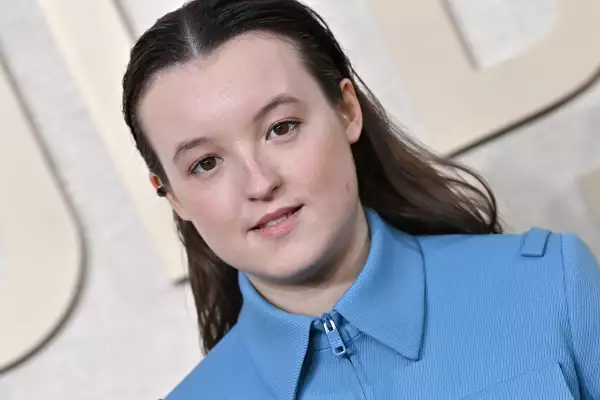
<box><xmin>267</xmin><ymin>120</ymin><xmax>300</xmax><ymax>139</ymax></box>
<box><xmin>191</xmin><ymin>156</ymin><xmax>221</xmax><ymax>174</ymax></box>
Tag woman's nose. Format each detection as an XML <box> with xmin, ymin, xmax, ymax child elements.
<box><xmin>242</xmin><ymin>156</ymin><xmax>282</xmax><ymax>201</ymax></box>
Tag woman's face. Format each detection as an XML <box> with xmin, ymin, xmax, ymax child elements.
<box><xmin>138</xmin><ymin>32</ymin><xmax>364</xmax><ymax>284</ymax></box>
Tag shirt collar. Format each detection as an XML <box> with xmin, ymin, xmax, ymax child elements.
<box><xmin>334</xmin><ymin>209</ymin><xmax>426</xmax><ymax>360</ymax></box>
<box><xmin>237</xmin><ymin>274</ymin><xmax>313</xmax><ymax>400</ymax></box>
<box><xmin>236</xmin><ymin>209</ymin><xmax>426</xmax><ymax>400</ymax></box>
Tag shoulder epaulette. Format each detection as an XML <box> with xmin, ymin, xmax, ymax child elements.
<box><xmin>521</xmin><ymin>227</ymin><xmax>551</xmax><ymax>257</ymax></box>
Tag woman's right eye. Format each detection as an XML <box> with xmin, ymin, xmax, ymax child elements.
<box><xmin>190</xmin><ymin>156</ymin><xmax>222</xmax><ymax>175</ymax></box>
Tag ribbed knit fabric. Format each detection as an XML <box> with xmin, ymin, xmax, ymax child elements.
<box><xmin>166</xmin><ymin>210</ymin><xmax>600</xmax><ymax>400</ymax></box>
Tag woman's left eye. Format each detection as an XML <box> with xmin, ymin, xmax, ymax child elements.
<box><xmin>266</xmin><ymin>120</ymin><xmax>300</xmax><ymax>139</ymax></box>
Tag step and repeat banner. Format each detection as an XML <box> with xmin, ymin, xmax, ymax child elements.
<box><xmin>1</xmin><ymin>0</ymin><xmax>599</xmax><ymax>398</ymax></box>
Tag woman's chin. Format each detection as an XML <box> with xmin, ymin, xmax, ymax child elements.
<box><xmin>250</xmin><ymin>257</ymin><xmax>330</xmax><ymax>287</ymax></box>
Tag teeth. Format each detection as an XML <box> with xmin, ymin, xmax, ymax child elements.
<box><xmin>261</xmin><ymin>212</ymin><xmax>293</xmax><ymax>229</ymax></box>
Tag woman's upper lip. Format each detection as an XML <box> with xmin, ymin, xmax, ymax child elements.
<box><xmin>252</xmin><ymin>205</ymin><xmax>302</xmax><ymax>229</ymax></box>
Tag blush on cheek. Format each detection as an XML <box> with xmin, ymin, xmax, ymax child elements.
<box><xmin>311</xmin><ymin>141</ymin><xmax>355</xmax><ymax>202</ymax></box>
<box><xmin>306</xmin><ymin>141</ymin><xmax>339</xmax><ymax>189</ymax></box>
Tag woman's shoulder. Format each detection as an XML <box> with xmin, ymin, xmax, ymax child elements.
<box><xmin>164</xmin><ymin>325</ymin><xmax>271</xmax><ymax>399</ymax></box>
<box><xmin>419</xmin><ymin>228</ymin><xmax>600</xmax><ymax>395</ymax></box>
<box><xmin>415</xmin><ymin>227</ymin><xmax>599</xmax><ymax>310</ymax></box>
<box><xmin>413</xmin><ymin>229</ymin><xmax>600</xmax><ymax>397</ymax></box>
<box><xmin>414</xmin><ymin>228</ymin><xmax>599</xmax><ymax>297</ymax></box>
<box><xmin>415</xmin><ymin>227</ymin><xmax>594</xmax><ymax>267</ymax></box>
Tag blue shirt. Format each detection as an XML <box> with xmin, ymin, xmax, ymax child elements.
<box><xmin>166</xmin><ymin>210</ymin><xmax>600</xmax><ymax>399</ymax></box>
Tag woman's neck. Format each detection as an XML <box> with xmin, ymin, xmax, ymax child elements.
<box><xmin>250</xmin><ymin>210</ymin><xmax>370</xmax><ymax>317</ymax></box>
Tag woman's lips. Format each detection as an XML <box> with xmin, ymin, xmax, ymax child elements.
<box><xmin>251</xmin><ymin>205</ymin><xmax>303</xmax><ymax>239</ymax></box>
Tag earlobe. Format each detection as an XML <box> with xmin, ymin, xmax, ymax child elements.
<box><xmin>149</xmin><ymin>174</ymin><xmax>163</xmax><ymax>194</ymax></box>
<box><xmin>148</xmin><ymin>173</ymin><xmax>191</xmax><ymax>221</ymax></box>
<box><xmin>339</xmin><ymin>78</ymin><xmax>363</xmax><ymax>144</ymax></box>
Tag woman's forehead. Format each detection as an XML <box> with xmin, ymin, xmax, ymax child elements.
<box><xmin>139</xmin><ymin>32</ymin><xmax>315</xmax><ymax>137</ymax></box>
<box><xmin>144</xmin><ymin>33</ymin><xmax>310</xmax><ymax>112</ymax></box>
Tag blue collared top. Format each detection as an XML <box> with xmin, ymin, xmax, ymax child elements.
<box><xmin>166</xmin><ymin>210</ymin><xmax>600</xmax><ymax>399</ymax></box>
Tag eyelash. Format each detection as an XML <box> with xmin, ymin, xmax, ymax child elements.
<box><xmin>189</xmin><ymin>155</ymin><xmax>222</xmax><ymax>175</ymax></box>
<box><xmin>266</xmin><ymin>119</ymin><xmax>301</xmax><ymax>140</ymax></box>
<box><xmin>189</xmin><ymin>119</ymin><xmax>302</xmax><ymax>175</ymax></box>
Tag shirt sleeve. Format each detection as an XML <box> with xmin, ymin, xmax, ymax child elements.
<box><xmin>561</xmin><ymin>233</ymin><xmax>600</xmax><ymax>400</ymax></box>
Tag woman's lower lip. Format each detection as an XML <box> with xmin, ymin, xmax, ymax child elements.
<box><xmin>253</xmin><ymin>207</ymin><xmax>301</xmax><ymax>239</ymax></box>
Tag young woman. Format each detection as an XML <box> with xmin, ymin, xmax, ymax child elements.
<box><xmin>122</xmin><ymin>0</ymin><xmax>600</xmax><ymax>398</ymax></box>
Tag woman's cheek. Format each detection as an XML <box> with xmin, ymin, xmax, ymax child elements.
<box><xmin>306</xmin><ymin>129</ymin><xmax>352</xmax><ymax>193</ymax></box>
<box><xmin>184</xmin><ymin>177</ymin><xmax>237</xmax><ymax>225</ymax></box>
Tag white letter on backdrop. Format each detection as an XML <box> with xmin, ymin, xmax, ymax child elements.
<box><xmin>38</xmin><ymin>0</ymin><xmax>186</xmax><ymax>281</ymax></box>
<box><xmin>370</xmin><ymin>0</ymin><xmax>600</xmax><ymax>154</ymax></box>
<box><xmin>0</xmin><ymin>62</ymin><xmax>83</xmax><ymax>371</ymax></box>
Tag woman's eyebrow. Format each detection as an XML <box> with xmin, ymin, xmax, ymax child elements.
<box><xmin>171</xmin><ymin>95</ymin><xmax>300</xmax><ymax>163</ymax></box>
<box><xmin>172</xmin><ymin>136</ymin><xmax>211</xmax><ymax>163</ymax></box>
<box><xmin>253</xmin><ymin>94</ymin><xmax>301</xmax><ymax>124</ymax></box>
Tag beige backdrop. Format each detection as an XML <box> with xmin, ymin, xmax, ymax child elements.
<box><xmin>0</xmin><ymin>0</ymin><xmax>598</xmax><ymax>399</ymax></box>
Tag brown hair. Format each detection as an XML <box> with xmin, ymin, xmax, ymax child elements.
<box><xmin>122</xmin><ymin>0</ymin><xmax>501</xmax><ymax>354</ymax></box>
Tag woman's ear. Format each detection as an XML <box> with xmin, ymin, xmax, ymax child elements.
<box><xmin>339</xmin><ymin>78</ymin><xmax>363</xmax><ymax>144</ymax></box>
<box><xmin>149</xmin><ymin>174</ymin><xmax>191</xmax><ymax>221</ymax></box>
